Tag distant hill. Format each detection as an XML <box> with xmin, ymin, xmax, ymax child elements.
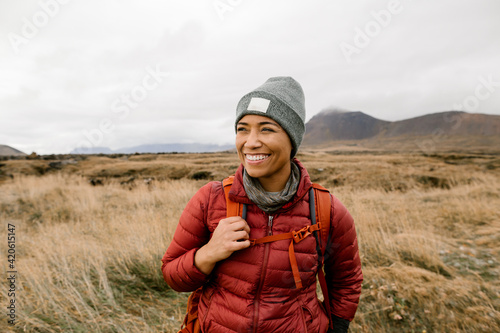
<box><xmin>380</xmin><ymin>112</ymin><xmax>500</xmax><ymax>137</ymax></box>
<box><xmin>71</xmin><ymin>147</ymin><xmax>114</xmax><ymax>154</ymax></box>
<box><xmin>0</xmin><ymin>145</ymin><xmax>26</xmax><ymax>156</ymax></box>
<box><xmin>304</xmin><ymin>109</ymin><xmax>390</xmax><ymax>143</ymax></box>
<box><xmin>71</xmin><ymin>143</ymin><xmax>234</xmax><ymax>154</ymax></box>
<box><xmin>303</xmin><ymin>109</ymin><xmax>500</xmax><ymax>151</ymax></box>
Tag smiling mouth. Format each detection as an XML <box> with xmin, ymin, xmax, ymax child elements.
<box><xmin>245</xmin><ymin>154</ymin><xmax>270</xmax><ymax>161</ymax></box>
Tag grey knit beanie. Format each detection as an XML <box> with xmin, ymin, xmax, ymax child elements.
<box><xmin>235</xmin><ymin>76</ymin><xmax>306</xmax><ymax>157</ymax></box>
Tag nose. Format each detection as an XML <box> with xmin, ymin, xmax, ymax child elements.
<box><xmin>244</xmin><ymin>129</ymin><xmax>262</xmax><ymax>149</ymax></box>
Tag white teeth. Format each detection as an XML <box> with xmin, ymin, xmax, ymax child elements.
<box><xmin>246</xmin><ymin>154</ymin><xmax>268</xmax><ymax>161</ymax></box>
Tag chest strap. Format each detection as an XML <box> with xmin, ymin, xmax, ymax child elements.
<box><xmin>250</xmin><ymin>223</ymin><xmax>321</xmax><ymax>289</ymax></box>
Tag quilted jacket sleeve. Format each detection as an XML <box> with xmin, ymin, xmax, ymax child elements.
<box><xmin>161</xmin><ymin>182</ymin><xmax>213</xmax><ymax>292</ymax></box>
<box><xmin>324</xmin><ymin>194</ymin><xmax>363</xmax><ymax>322</ymax></box>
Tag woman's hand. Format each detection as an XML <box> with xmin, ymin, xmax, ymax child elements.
<box><xmin>194</xmin><ymin>216</ymin><xmax>251</xmax><ymax>275</ymax></box>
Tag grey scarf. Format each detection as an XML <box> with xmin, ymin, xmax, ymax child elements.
<box><xmin>243</xmin><ymin>162</ymin><xmax>301</xmax><ymax>214</ymax></box>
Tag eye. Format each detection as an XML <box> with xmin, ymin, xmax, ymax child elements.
<box><xmin>236</xmin><ymin>127</ymin><xmax>247</xmax><ymax>132</ymax></box>
<box><xmin>262</xmin><ymin>127</ymin><xmax>275</xmax><ymax>132</ymax></box>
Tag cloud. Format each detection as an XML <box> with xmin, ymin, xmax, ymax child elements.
<box><xmin>0</xmin><ymin>0</ymin><xmax>499</xmax><ymax>154</ymax></box>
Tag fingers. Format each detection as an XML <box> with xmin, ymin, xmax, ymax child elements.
<box><xmin>241</xmin><ymin>222</ymin><xmax>251</xmax><ymax>234</ymax></box>
<box><xmin>195</xmin><ymin>216</ymin><xmax>252</xmax><ymax>273</ymax></box>
<box><xmin>234</xmin><ymin>229</ymin><xmax>249</xmax><ymax>242</ymax></box>
<box><xmin>216</xmin><ymin>224</ymin><xmax>249</xmax><ymax>243</ymax></box>
<box><xmin>218</xmin><ymin>216</ymin><xmax>250</xmax><ymax>233</ymax></box>
<box><xmin>230</xmin><ymin>239</ymin><xmax>251</xmax><ymax>251</ymax></box>
<box><xmin>206</xmin><ymin>217</ymin><xmax>251</xmax><ymax>258</ymax></box>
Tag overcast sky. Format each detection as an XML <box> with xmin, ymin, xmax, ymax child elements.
<box><xmin>1</xmin><ymin>0</ymin><xmax>499</xmax><ymax>154</ymax></box>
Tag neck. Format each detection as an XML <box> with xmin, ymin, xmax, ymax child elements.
<box><xmin>257</xmin><ymin>162</ymin><xmax>292</xmax><ymax>192</ymax></box>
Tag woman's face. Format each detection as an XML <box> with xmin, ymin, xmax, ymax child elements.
<box><xmin>236</xmin><ymin>114</ymin><xmax>293</xmax><ymax>191</ymax></box>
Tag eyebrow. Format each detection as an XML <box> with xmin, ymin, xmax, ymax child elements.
<box><xmin>237</xmin><ymin>121</ymin><xmax>280</xmax><ymax>127</ymax></box>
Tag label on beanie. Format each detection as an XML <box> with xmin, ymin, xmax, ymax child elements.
<box><xmin>247</xmin><ymin>97</ymin><xmax>270</xmax><ymax>113</ymax></box>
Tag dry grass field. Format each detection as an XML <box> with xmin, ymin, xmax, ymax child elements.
<box><xmin>1</xmin><ymin>151</ymin><xmax>499</xmax><ymax>332</ymax></box>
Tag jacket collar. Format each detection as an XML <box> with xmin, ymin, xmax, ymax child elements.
<box><xmin>228</xmin><ymin>158</ymin><xmax>313</xmax><ymax>211</ymax></box>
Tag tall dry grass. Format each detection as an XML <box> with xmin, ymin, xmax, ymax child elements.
<box><xmin>341</xmin><ymin>181</ymin><xmax>499</xmax><ymax>332</ymax></box>
<box><xmin>1</xmin><ymin>173</ymin><xmax>199</xmax><ymax>332</ymax></box>
<box><xmin>0</xmin><ymin>152</ymin><xmax>499</xmax><ymax>332</ymax></box>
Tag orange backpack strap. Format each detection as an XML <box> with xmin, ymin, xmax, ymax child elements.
<box><xmin>310</xmin><ymin>183</ymin><xmax>333</xmax><ymax>329</ymax></box>
<box><xmin>311</xmin><ymin>183</ymin><xmax>331</xmax><ymax>255</ymax></box>
<box><xmin>179</xmin><ymin>288</ymin><xmax>202</xmax><ymax>333</ymax></box>
<box><xmin>223</xmin><ymin>176</ymin><xmax>245</xmax><ymax>218</ymax></box>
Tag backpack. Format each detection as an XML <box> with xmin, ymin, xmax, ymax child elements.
<box><xmin>178</xmin><ymin>176</ymin><xmax>333</xmax><ymax>332</ymax></box>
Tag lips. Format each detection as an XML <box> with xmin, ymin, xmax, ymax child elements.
<box><xmin>245</xmin><ymin>154</ymin><xmax>270</xmax><ymax>162</ymax></box>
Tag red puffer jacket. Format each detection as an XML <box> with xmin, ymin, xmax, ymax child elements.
<box><xmin>161</xmin><ymin>159</ymin><xmax>363</xmax><ymax>333</ymax></box>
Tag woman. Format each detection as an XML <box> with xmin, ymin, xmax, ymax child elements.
<box><xmin>161</xmin><ymin>77</ymin><xmax>363</xmax><ymax>333</ymax></box>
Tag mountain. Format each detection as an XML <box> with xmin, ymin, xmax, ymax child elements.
<box><xmin>0</xmin><ymin>145</ymin><xmax>26</xmax><ymax>156</ymax></box>
<box><xmin>304</xmin><ymin>109</ymin><xmax>390</xmax><ymax>144</ymax></box>
<box><xmin>70</xmin><ymin>143</ymin><xmax>234</xmax><ymax>154</ymax></box>
<box><xmin>381</xmin><ymin>112</ymin><xmax>500</xmax><ymax>137</ymax></box>
<box><xmin>303</xmin><ymin>109</ymin><xmax>500</xmax><ymax>151</ymax></box>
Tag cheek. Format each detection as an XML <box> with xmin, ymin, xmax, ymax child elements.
<box><xmin>273</xmin><ymin>138</ymin><xmax>292</xmax><ymax>156</ymax></box>
<box><xmin>273</xmin><ymin>132</ymin><xmax>292</xmax><ymax>151</ymax></box>
<box><xmin>235</xmin><ymin>138</ymin><xmax>245</xmax><ymax>159</ymax></box>
<box><xmin>235</xmin><ymin>137</ymin><xmax>243</xmax><ymax>151</ymax></box>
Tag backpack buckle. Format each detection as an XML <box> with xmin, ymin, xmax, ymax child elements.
<box><xmin>292</xmin><ymin>226</ymin><xmax>311</xmax><ymax>243</ymax></box>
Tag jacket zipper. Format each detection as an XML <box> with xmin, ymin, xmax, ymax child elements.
<box><xmin>252</xmin><ymin>214</ymin><xmax>274</xmax><ymax>333</ymax></box>
<box><xmin>267</xmin><ymin>215</ymin><xmax>274</xmax><ymax>235</ymax></box>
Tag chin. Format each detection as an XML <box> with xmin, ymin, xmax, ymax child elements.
<box><xmin>244</xmin><ymin>168</ymin><xmax>260</xmax><ymax>178</ymax></box>
<box><xmin>243</xmin><ymin>166</ymin><xmax>267</xmax><ymax>179</ymax></box>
